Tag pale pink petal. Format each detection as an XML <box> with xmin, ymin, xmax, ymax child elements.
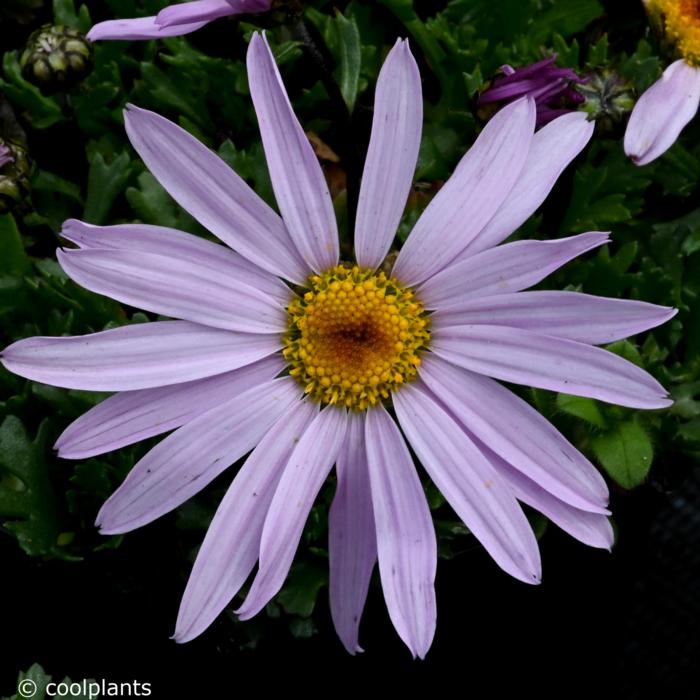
<box><xmin>483</xmin><ymin>444</ymin><xmax>614</xmax><ymax>550</ymax></box>
<box><xmin>96</xmin><ymin>378</ymin><xmax>301</xmax><ymax>534</ymax></box>
<box><xmin>625</xmin><ymin>59</ymin><xmax>700</xmax><ymax>166</ymax></box>
<box><xmin>87</xmin><ymin>16</ymin><xmax>208</xmax><ymax>41</ymax></box>
<box><xmin>57</xmin><ymin>248</ymin><xmax>287</xmax><ymax>334</ymax></box>
<box><xmin>155</xmin><ymin>0</ymin><xmax>262</xmax><ymax>28</ymax></box>
<box><xmin>61</xmin><ymin>219</ymin><xmax>291</xmax><ymax>305</ymax></box>
<box><xmin>391</xmin><ymin>97</ymin><xmax>536</xmax><ymax>286</ymax></box>
<box><xmin>365</xmin><ymin>405</ymin><xmax>436</xmax><ymax>659</ymax></box>
<box><xmin>354</xmin><ymin>39</ymin><xmax>422</xmax><ymax>269</ymax></box>
<box><xmin>329</xmin><ymin>412</ymin><xmax>376</xmax><ymax>654</ymax></box>
<box><xmin>247</xmin><ymin>33</ymin><xmax>339</xmax><ymax>273</ymax></box>
<box><xmin>54</xmin><ymin>355</ymin><xmax>284</xmax><ymax>459</ymax></box>
<box><xmin>418</xmin><ymin>232</ymin><xmax>609</xmax><ymax>309</ymax></box>
<box><xmin>432</xmin><ymin>324</ymin><xmax>672</xmax><ymax>409</ymax></box>
<box><xmin>174</xmin><ymin>399</ymin><xmax>318</xmax><ymax>643</ymax></box>
<box><xmin>393</xmin><ymin>384</ymin><xmax>542</xmax><ymax>584</ymax></box>
<box><xmin>458</xmin><ymin>111</ymin><xmax>595</xmax><ymax>257</ymax></box>
<box><xmin>1</xmin><ymin>321</ymin><xmax>280</xmax><ymax>391</ymax></box>
<box><xmin>237</xmin><ymin>406</ymin><xmax>348</xmax><ymax>620</ymax></box>
<box><xmin>433</xmin><ymin>291</ymin><xmax>677</xmax><ymax>345</ymax></box>
<box><xmin>123</xmin><ymin>105</ymin><xmax>308</xmax><ymax>283</ymax></box>
<box><xmin>420</xmin><ymin>355</ymin><xmax>609</xmax><ymax>513</ymax></box>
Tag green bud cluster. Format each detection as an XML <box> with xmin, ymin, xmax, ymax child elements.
<box><xmin>0</xmin><ymin>140</ymin><xmax>31</xmax><ymax>214</ymax></box>
<box><xmin>579</xmin><ymin>70</ymin><xmax>635</xmax><ymax>131</ymax></box>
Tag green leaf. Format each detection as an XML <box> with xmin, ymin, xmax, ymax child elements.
<box><xmin>333</xmin><ymin>11</ymin><xmax>362</xmax><ymax>113</ymax></box>
<box><xmin>276</xmin><ymin>560</ymin><xmax>327</xmax><ymax>618</ymax></box>
<box><xmin>0</xmin><ymin>52</ymin><xmax>64</xmax><ymax>129</ymax></box>
<box><xmin>590</xmin><ymin>419</ymin><xmax>653</xmax><ymax>489</ymax></box>
<box><xmin>52</xmin><ymin>0</ymin><xmax>91</xmax><ymax>33</ymax></box>
<box><xmin>83</xmin><ymin>151</ymin><xmax>132</xmax><ymax>225</ymax></box>
<box><xmin>5</xmin><ymin>663</ymin><xmax>51</xmax><ymax>700</ymax></box>
<box><xmin>0</xmin><ymin>416</ymin><xmax>70</xmax><ymax>558</ymax></box>
<box><xmin>556</xmin><ymin>394</ymin><xmax>607</xmax><ymax>428</ymax></box>
<box><xmin>0</xmin><ymin>213</ymin><xmax>30</xmax><ymax>275</ymax></box>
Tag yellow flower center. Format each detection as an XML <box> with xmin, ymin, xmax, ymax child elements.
<box><xmin>283</xmin><ymin>264</ymin><xmax>430</xmax><ymax>411</ymax></box>
<box><xmin>649</xmin><ymin>0</ymin><xmax>700</xmax><ymax>65</ymax></box>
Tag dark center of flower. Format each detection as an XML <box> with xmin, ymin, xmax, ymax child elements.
<box><xmin>282</xmin><ymin>264</ymin><xmax>430</xmax><ymax>411</ymax></box>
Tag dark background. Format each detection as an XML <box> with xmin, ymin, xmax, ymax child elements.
<box><xmin>3</xmin><ymin>465</ymin><xmax>699</xmax><ymax>697</ymax></box>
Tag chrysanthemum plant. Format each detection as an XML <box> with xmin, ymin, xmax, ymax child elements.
<box><xmin>0</xmin><ymin>0</ymin><xmax>695</xmax><ymax>659</ymax></box>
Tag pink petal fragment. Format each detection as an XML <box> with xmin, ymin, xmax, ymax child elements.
<box><xmin>432</xmin><ymin>324</ymin><xmax>672</xmax><ymax>409</ymax></box>
<box><xmin>365</xmin><ymin>405</ymin><xmax>436</xmax><ymax>659</ymax></box>
<box><xmin>1</xmin><ymin>321</ymin><xmax>280</xmax><ymax>391</ymax></box>
<box><xmin>57</xmin><ymin>248</ymin><xmax>287</xmax><ymax>335</ymax></box>
<box><xmin>155</xmin><ymin>0</ymin><xmax>255</xmax><ymax>28</ymax></box>
<box><xmin>393</xmin><ymin>385</ymin><xmax>542</xmax><ymax>585</ymax></box>
<box><xmin>96</xmin><ymin>378</ymin><xmax>301</xmax><ymax>534</ymax></box>
<box><xmin>392</xmin><ymin>97</ymin><xmax>536</xmax><ymax>286</ymax></box>
<box><xmin>484</xmin><ymin>445</ymin><xmax>614</xmax><ymax>550</ymax></box>
<box><xmin>433</xmin><ymin>291</ymin><xmax>677</xmax><ymax>345</ymax></box>
<box><xmin>418</xmin><ymin>232</ymin><xmax>609</xmax><ymax>309</ymax></box>
<box><xmin>459</xmin><ymin>111</ymin><xmax>595</xmax><ymax>257</ymax></box>
<box><xmin>329</xmin><ymin>412</ymin><xmax>377</xmax><ymax>654</ymax></box>
<box><xmin>54</xmin><ymin>355</ymin><xmax>284</xmax><ymax>459</ymax></box>
<box><xmin>625</xmin><ymin>59</ymin><xmax>700</xmax><ymax>166</ymax></box>
<box><xmin>420</xmin><ymin>355</ymin><xmax>609</xmax><ymax>513</ymax></box>
<box><xmin>60</xmin><ymin>219</ymin><xmax>291</xmax><ymax>305</ymax></box>
<box><xmin>87</xmin><ymin>16</ymin><xmax>208</xmax><ymax>41</ymax></box>
<box><xmin>123</xmin><ymin>105</ymin><xmax>308</xmax><ymax>283</ymax></box>
<box><xmin>247</xmin><ymin>33</ymin><xmax>339</xmax><ymax>273</ymax></box>
<box><xmin>355</xmin><ymin>39</ymin><xmax>422</xmax><ymax>269</ymax></box>
<box><xmin>174</xmin><ymin>399</ymin><xmax>318</xmax><ymax>643</ymax></box>
<box><xmin>237</xmin><ymin>406</ymin><xmax>348</xmax><ymax>620</ymax></box>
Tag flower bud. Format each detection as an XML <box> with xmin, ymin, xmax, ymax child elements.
<box><xmin>579</xmin><ymin>70</ymin><xmax>635</xmax><ymax>130</ymax></box>
<box><xmin>0</xmin><ymin>139</ymin><xmax>31</xmax><ymax>214</ymax></box>
<box><xmin>20</xmin><ymin>25</ymin><xmax>94</xmax><ymax>95</ymax></box>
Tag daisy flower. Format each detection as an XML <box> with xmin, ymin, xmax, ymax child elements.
<box><xmin>478</xmin><ymin>55</ymin><xmax>586</xmax><ymax>127</ymax></box>
<box><xmin>87</xmin><ymin>0</ymin><xmax>272</xmax><ymax>42</ymax></box>
<box><xmin>624</xmin><ymin>0</ymin><xmax>700</xmax><ymax>165</ymax></box>
<box><xmin>0</xmin><ymin>34</ymin><xmax>676</xmax><ymax>657</ymax></box>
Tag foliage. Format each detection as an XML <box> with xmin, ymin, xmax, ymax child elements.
<box><xmin>0</xmin><ymin>0</ymin><xmax>698</xmax><ymax>646</ymax></box>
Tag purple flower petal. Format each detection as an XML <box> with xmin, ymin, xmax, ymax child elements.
<box><xmin>57</xmin><ymin>247</ymin><xmax>287</xmax><ymax>334</ymax></box>
<box><xmin>459</xmin><ymin>111</ymin><xmax>594</xmax><ymax>258</ymax></box>
<box><xmin>392</xmin><ymin>97</ymin><xmax>536</xmax><ymax>286</ymax></box>
<box><xmin>364</xmin><ymin>405</ymin><xmax>436</xmax><ymax>659</ymax></box>
<box><xmin>483</xmin><ymin>445</ymin><xmax>614</xmax><ymax>550</ymax></box>
<box><xmin>354</xmin><ymin>39</ymin><xmax>422</xmax><ymax>269</ymax></box>
<box><xmin>329</xmin><ymin>412</ymin><xmax>377</xmax><ymax>654</ymax></box>
<box><xmin>433</xmin><ymin>291</ymin><xmax>677</xmax><ymax>345</ymax></box>
<box><xmin>87</xmin><ymin>16</ymin><xmax>209</xmax><ymax>41</ymax></box>
<box><xmin>61</xmin><ymin>219</ymin><xmax>291</xmax><ymax>305</ymax></box>
<box><xmin>237</xmin><ymin>406</ymin><xmax>348</xmax><ymax>620</ymax></box>
<box><xmin>155</xmin><ymin>0</ymin><xmax>261</xmax><ymax>28</ymax></box>
<box><xmin>432</xmin><ymin>324</ymin><xmax>672</xmax><ymax>409</ymax></box>
<box><xmin>174</xmin><ymin>399</ymin><xmax>318</xmax><ymax>643</ymax></box>
<box><xmin>420</xmin><ymin>356</ymin><xmax>609</xmax><ymax>513</ymax></box>
<box><xmin>393</xmin><ymin>384</ymin><xmax>541</xmax><ymax>584</ymax></box>
<box><xmin>1</xmin><ymin>321</ymin><xmax>280</xmax><ymax>391</ymax></box>
<box><xmin>625</xmin><ymin>59</ymin><xmax>700</xmax><ymax>166</ymax></box>
<box><xmin>418</xmin><ymin>231</ymin><xmax>609</xmax><ymax>309</ymax></box>
<box><xmin>247</xmin><ymin>33</ymin><xmax>339</xmax><ymax>273</ymax></box>
<box><xmin>54</xmin><ymin>355</ymin><xmax>284</xmax><ymax>459</ymax></box>
<box><xmin>96</xmin><ymin>377</ymin><xmax>301</xmax><ymax>534</ymax></box>
<box><xmin>123</xmin><ymin>105</ymin><xmax>308</xmax><ymax>283</ymax></box>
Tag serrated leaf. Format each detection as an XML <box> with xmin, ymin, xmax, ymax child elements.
<box><xmin>590</xmin><ymin>419</ymin><xmax>653</xmax><ymax>489</ymax></box>
<box><xmin>83</xmin><ymin>151</ymin><xmax>131</xmax><ymax>225</ymax></box>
